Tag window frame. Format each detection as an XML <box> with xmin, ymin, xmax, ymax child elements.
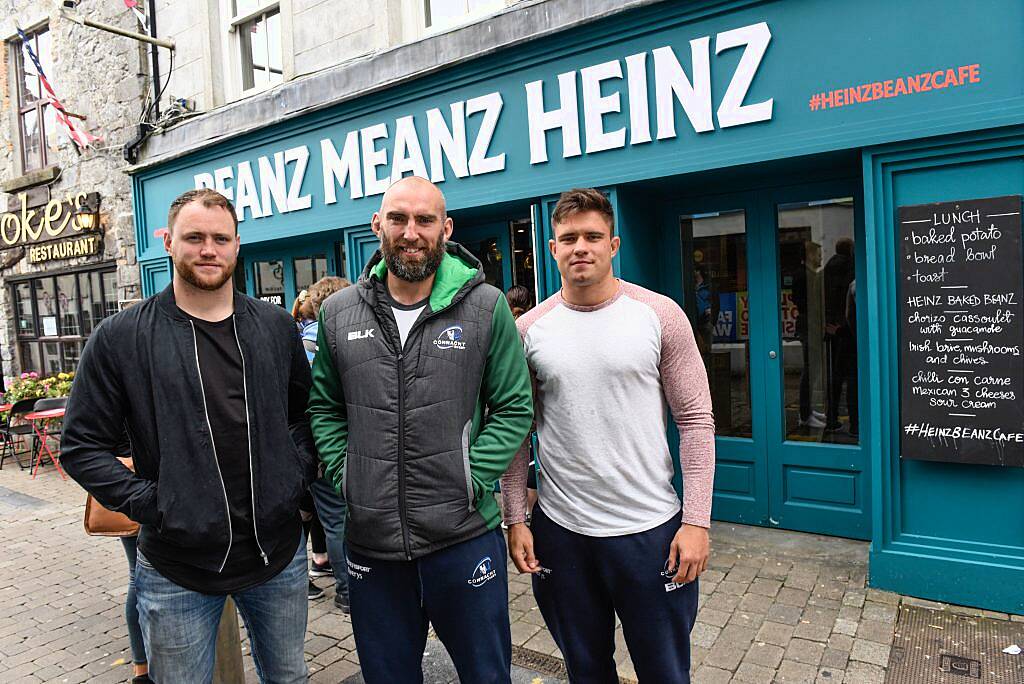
<box><xmin>9</xmin><ymin>266</ymin><xmax>117</xmax><ymax>374</ymax></box>
<box><xmin>12</xmin><ymin>25</ymin><xmax>55</xmax><ymax>172</ymax></box>
<box><xmin>224</xmin><ymin>0</ymin><xmax>284</xmax><ymax>98</ymax></box>
<box><xmin>423</xmin><ymin>0</ymin><xmax>509</xmax><ymax>32</ymax></box>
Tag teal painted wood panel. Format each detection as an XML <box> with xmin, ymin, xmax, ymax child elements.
<box><xmin>760</xmin><ymin>180</ymin><xmax>870</xmax><ymax>540</ymax></box>
<box><xmin>714</xmin><ymin>460</ymin><xmax>756</xmax><ymax>496</ymax></box>
<box><xmin>140</xmin><ymin>258</ymin><xmax>171</xmax><ymax>295</ymax></box>
<box><xmin>658</xmin><ymin>175</ymin><xmax>870</xmax><ymax>539</ymax></box>
<box><xmin>865</xmin><ymin>127</ymin><xmax>1024</xmax><ymax>613</ymax></box>
<box><xmin>783</xmin><ymin>467</ymin><xmax>857</xmax><ymax>507</ymax></box>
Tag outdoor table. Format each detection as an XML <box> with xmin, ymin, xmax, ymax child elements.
<box><xmin>25</xmin><ymin>407</ymin><xmax>66</xmax><ymax>480</ymax></box>
<box><xmin>0</xmin><ymin>404</ymin><xmax>11</xmax><ymax>412</ymax></box>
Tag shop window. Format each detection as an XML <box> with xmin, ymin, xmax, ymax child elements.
<box><xmin>14</xmin><ymin>282</ymin><xmax>35</xmax><ymax>337</ymax></box>
<box><xmin>510</xmin><ymin>217</ymin><xmax>535</xmax><ymax>306</ymax></box>
<box><xmin>682</xmin><ymin>210</ymin><xmax>753</xmax><ymax>438</ymax></box>
<box><xmin>425</xmin><ymin>0</ymin><xmax>506</xmax><ymax>30</ymax></box>
<box><xmin>11</xmin><ymin>26</ymin><xmax>58</xmax><ymax>172</ymax></box>
<box><xmin>462</xmin><ymin>237</ymin><xmax>505</xmax><ymax>290</ymax></box>
<box><xmin>778</xmin><ymin>198</ymin><xmax>858</xmax><ymax>443</ymax></box>
<box><xmin>228</xmin><ymin>1</ymin><xmax>283</xmax><ymax>94</ymax></box>
<box><xmin>293</xmin><ymin>254</ymin><xmax>328</xmax><ymax>294</ymax></box>
<box><xmin>12</xmin><ymin>268</ymin><xmax>117</xmax><ymax>374</ymax></box>
<box><xmin>253</xmin><ymin>259</ymin><xmax>285</xmax><ymax>306</ymax></box>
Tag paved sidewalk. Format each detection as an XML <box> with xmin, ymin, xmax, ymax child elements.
<box><xmin>1</xmin><ymin>465</ymin><xmax>1020</xmax><ymax>683</ymax></box>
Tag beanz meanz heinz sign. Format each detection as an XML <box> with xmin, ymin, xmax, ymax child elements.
<box><xmin>194</xmin><ymin>23</ymin><xmax>774</xmax><ymax>223</ymax></box>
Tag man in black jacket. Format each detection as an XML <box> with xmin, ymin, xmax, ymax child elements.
<box><xmin>62</xmin><ymin>189</ymin><xmax>317</xmax><ymax>684</ymax></box>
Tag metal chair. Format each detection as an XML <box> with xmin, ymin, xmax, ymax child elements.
<box><xmin>28</xmin><ymin>397</ymin><xmax>67</xmax><ymax>474</ymax></box>
<box><xmin>0</xmin><ymin>398</ymin><xmax>39</xmax><ymax>470</ymax></box>
<box><xmin>34</xmin><ymin>397</ymin><xmax>67</xmax><ymax>435</ymax></box>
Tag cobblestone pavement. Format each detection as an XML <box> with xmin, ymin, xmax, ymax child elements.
<box><xmin>2</xmin><ymin>465</ymin><xmax>1021</xmax><ymax>683</ymax></box>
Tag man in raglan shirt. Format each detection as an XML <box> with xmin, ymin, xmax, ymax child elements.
<box><xmin>500</xmin><ymin>188</ymin><xmax>716</xmax><ymax>683</ymax></box>
<box><xmin>308</xmin><ymin>176</ymin><xmax>533</xmax><ymax>683</ymax></box>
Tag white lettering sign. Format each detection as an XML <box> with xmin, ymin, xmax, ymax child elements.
<box><xmin>189</xmin><ymin>21</ymin><xmax>773</xmax><ymax>222</ymax></box>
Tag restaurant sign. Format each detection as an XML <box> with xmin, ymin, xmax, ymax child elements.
<box><xmin>1</xmin><ymin>191</ymin><xmax>103</xmax><ymax>263</ymax></box>
<box><xmin>28</xmin><ymin>235</ymin><xmax>103</xmax><ymax>264</ymax></box>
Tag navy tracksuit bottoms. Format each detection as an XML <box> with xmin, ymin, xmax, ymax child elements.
<box><xmin>531</xmin><ymin>506</ymin><xmax>699</xmax><ymax>683</ymax></box>
<box><xmin>346</xmin><ymin>528</ymin><xmax>511</xmax><ymax>684</ymax></box>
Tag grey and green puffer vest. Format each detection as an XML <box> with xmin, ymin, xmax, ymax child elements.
<box><xmin>308</xmin><ymin>242</ymin><xmax>533</xmax><ymax>561</ymax></box>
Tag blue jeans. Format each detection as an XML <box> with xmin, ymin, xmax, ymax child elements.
<box><xmin>135</xmin><ymin>540</ymin><xmax>308</xmax><ymax>684</ymax></box>
<box><xmin>310</xmin><ymin>475</ymin><xmax>349</xmax><ymax>599</ymax></box>
<box><xmin>120</xmin><ymin>536</ymin><xmax>147</xmax><ymax>665</ymax></box>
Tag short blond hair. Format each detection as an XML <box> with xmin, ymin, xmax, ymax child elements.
<box><xmin>307</xmin><ymin>276</ymin><xmax>351</xmax><ymax>317</ymax></box>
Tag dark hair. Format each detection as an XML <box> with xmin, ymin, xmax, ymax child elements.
<box><xmin>551</xmin><ymin>188</ymin><xmax>614</xmax><ymax>236</ymax></box>
<box><xmin>167</xmin><ymin>188</ymin><xmax>238</xmax><ymax>234</ymax></box>
<box><xmin>835</xmin><ymin>237</ymin><xmax>854</xmax><ymax>257</ymax></box>
<box><xmin>506</xmin><ymin>285</ymin><xmax>533</xmax><ymax>318</ymax></box>
<box><xmin>307</xmin><ymin>276</ymin><xmax>351</xmax><ymax>317</ymax></box>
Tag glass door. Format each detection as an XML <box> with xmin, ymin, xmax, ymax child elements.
<box><xmin>764</xmin><ymin>188</ymin><xmax>868</xmax><ymax>539</ymax></box>
<box><xmin>677</xmin><ymin>194</ymin><xmax>771</xmax><ymax>529</ymax></box>
<box><xmin>671</xmin><ymin>183</ymin><xmax>869</xmax><ymax>539</ymax></box>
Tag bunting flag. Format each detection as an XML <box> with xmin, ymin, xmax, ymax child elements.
<box><xmin>16</xmin><ymin>27</ymin><xmax>101</xmax><ymax>151</ymax></box>
<box><xmin>123</xmin><ymin>0</ymin><xmax>148</xmax><ymax>31</ymax></box>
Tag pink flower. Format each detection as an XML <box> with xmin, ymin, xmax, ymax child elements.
<box><xmin>20</xmin><ymin>373</ymin><xmax>28</xmax><ymax>380</ymax></box>
<box><xmin>29</xmin><ymin>372</ymin><xmax>38</xmax><ymax>378</ymax></box>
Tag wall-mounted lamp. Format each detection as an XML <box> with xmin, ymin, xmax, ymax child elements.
<box><xmin>74</xmin><ymin>196</ymin><xmax>100</xmax><ymax>231</ymax></box>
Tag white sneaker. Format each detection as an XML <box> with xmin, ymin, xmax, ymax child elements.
<box><xmin>812</xmin><ymin>410</ymin><xmax>827</xmax><ymax>421</ymax></box>
<box><xmin>800</xmin><ymin>415</ymin><xmax>827</xmax><ymax>429</ymax></box>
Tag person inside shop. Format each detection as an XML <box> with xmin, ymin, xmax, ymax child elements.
<box><xmin>300</xmin><ymin>275</ymin><xmax>354</xmax><ymax>612</ymax></box>
<box><xmin>500</xmin><ymin>187</ymin><xmax>716</xmax><ymax>683</ymax></box>
<box><xmin>61</xmin><ymin>188</ymin><xmax>317</xmax><ymax>683</ymax></box>
<box><xmin>307</xmin><ymin>175</ymin><xmax>533</xmax><ymax>683</ymax></box>
<box><xmin>824</xmin><ymin>237</ymin><xmax>858</xmax><ymax>435</ymax></box>
<box><xmin>792</xmin><ymin>241</ymin><xmax>827</xmax><ymax>430</ymax></box>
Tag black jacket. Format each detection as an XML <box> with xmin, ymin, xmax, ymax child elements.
<box><xmin>62</xmin><ymin>285</ymin><xmax>317</xmax><ymax>572</ymax></box>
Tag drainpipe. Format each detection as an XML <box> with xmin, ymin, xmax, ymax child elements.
<box><xmin>147</xmin><ymin>0</ymin><xmax>160</xmax><ymax>121</ymax></box>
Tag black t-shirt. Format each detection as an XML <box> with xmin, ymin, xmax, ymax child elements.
<box><xmin>148</xmin><ymin>312</ymin><xmax>297</xmax><ymax>594</ymax></box>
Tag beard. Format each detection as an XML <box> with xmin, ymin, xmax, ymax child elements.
<box><xmin>174</xmin><ymin>256</ymin><xmax>236</xmax><ymax>291</ymax></box>
<box><xmin>380</xmin><ymin>231</ymin><xmax>446</xmax><ymax>283</ymax></box>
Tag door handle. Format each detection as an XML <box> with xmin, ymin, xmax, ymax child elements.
<box><xmin>768</xmin><ymin>350</ymin><xmax>777</xmax><ymax>359</ymax></box>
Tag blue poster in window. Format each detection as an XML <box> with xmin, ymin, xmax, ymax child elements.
<box><xmin>714</xmin><ymin>292</ymin><xmax>737</xmax><ymax>342</ymax></box>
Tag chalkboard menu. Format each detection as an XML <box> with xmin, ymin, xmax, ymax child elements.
<box><xmin>899</xmin><ymin>195</ymin><xmax>1024</xmax><ymax>467</ymax></box>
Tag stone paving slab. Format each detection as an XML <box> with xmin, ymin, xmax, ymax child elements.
<box><xmin>2</xmin><ymin>465</ymin><xmax>1021</xmax><ymax>683</ymax></box>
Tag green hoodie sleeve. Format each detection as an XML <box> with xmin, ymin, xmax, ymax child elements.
<box><xmin>469</xmin><ymin>293</ymin><xmax>534</xmax><ymax>497</ymax></box>
<box><xmin>307</xmin><ymin>309</ymin><xmax>348</xmax><ymax>495</ymax></box>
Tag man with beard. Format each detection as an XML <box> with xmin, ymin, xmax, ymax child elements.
<box><xmin>308</xmin><ymin>176</ymin><xmax>533</xmax><ymax>682</ymax></box>
<box><xmin>62</xmin><ymin>189</ymin><xmax>317</xmax><ymax>683</ymax></box>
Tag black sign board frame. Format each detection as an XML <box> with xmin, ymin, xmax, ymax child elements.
<box><xmin>898</xmin><ymin>194</ymin><xmax>1024</xmax><ymax>467</ymax></box>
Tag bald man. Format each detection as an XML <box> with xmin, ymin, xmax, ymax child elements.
<box><xmin>308</xmin><ymin>176</ymin><xmax>533</xmax><ymax>683</ymax></box>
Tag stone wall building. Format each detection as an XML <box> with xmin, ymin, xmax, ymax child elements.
<box><xmin>0</xmin><ymin>1</ymin><xmax>150</xmax><ymax>381</ymax></box>
<box><xmin>0</xmin><ymin>0</ymin><xmax>526</xmax><ymax>381</ymax></box>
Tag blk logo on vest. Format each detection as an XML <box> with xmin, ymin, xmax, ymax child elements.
<box><xmin>468</xmin><ymin>556</ymin><xmax>496</xmax><ymax>588</ymax></box>
<box><xmin>433</xmin><ymin>325</ymin><xmax>466</xmax><ymax>350</ymax></box>
<box><xmin>347</xmin><ymin>328</ymin><xmax>375</xmax><ymax>341</ymax></box>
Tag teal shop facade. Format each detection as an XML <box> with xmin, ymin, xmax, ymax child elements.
<box><xmin>131</xmin><ymin>0</ymin><xmax>1024</xmax><ymax>613</ymax></box>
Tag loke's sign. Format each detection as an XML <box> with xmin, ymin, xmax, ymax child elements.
<box><xmin>1</xmin><ymin>192</ymin><xmax>101</xmax><ymax>248</ymax></box>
